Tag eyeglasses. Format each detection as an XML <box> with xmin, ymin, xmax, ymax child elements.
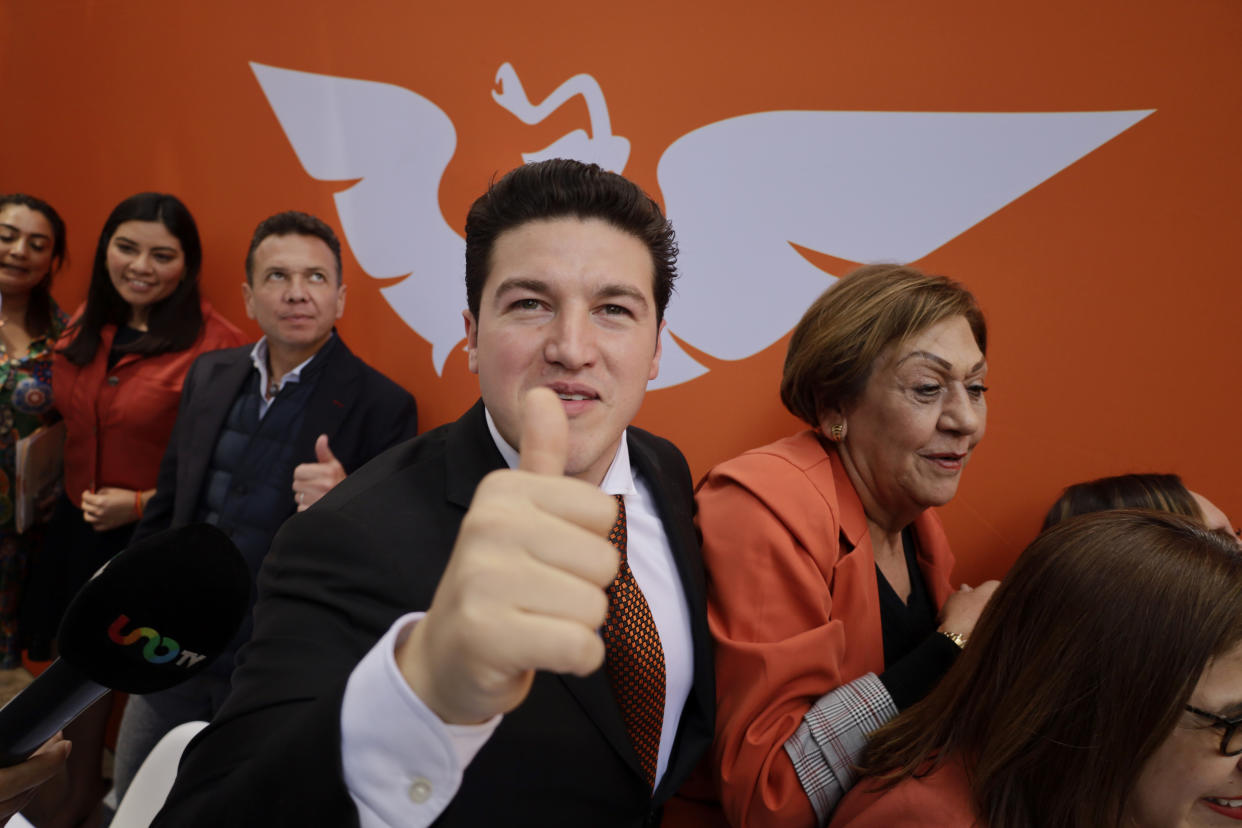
<box><xmin>1185</xmin><ymin>705</ymin><xmax>1242</xmax><ymax>756</ymax></box>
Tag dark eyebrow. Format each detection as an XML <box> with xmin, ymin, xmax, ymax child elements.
<box><xmin>597</xmin><ymin>283</ymin><xmax>649</xmax><ymax>308</ymax></box>
<box><xmin>1</xmin><ymin>223</ymin><xmax>52</xmax><ymax>241</ymax></box>
<box><xmin>895</xmin><ymin>350</ymin><xmax>987</xmax><ymax>374</ymax></box>
<box><xmin>492</xmin><ymin>278</ymin><xmax>548</xmax><ymax>298</ymax></box>
<box><xmin>113</xmin><ymin>235</ymin><xmax>178</xmax><ymax>255</ymax></box>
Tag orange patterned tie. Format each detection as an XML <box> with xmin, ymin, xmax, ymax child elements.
<box><xmin>601</xmin><ymin>494</ymin><xmax>666</xmax><ymax>789</ymax></box>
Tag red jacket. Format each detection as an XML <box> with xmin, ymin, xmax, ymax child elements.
<box><xmin>691</xmin><ymin>431</ymin><xmax>956</xmax><ymax>828</ymax></box>
<box><xmin>829</xmin><ymin>757</ymin><xmax>981</xmax><ymax>827</ymax></box>
<box><xmin>54</xmin><ymin>302</ymin><xmax>245</xmax><ymax>506</ymax></box>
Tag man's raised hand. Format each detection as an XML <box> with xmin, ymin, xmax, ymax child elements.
<box><xmin>397</xmin><ymin>388</ymin><xmax>619</xmax><ymax>724</ymax></box>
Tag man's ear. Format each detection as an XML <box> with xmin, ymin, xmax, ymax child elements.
<box><xmin>648</xmin><ymin>319</ymin><xmax>665</xmax><ymax>382</ymax></box>
<box><xmin>242</xmin><ymin>281</ymin><xmax>256</xmax><ymax>320</ymax></box>
<box><xmin>335</xmin><ymin>283</ymin><xmax>347</xmax><ymax>319</ymax></box>
<box><xmin>463</xmin><ymin>309</ymin><xmax>480</xmax><ymax>375</ymax></box>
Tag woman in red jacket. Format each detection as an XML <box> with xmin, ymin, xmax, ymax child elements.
<box><xmin>675</xmin><ymin>266</ymin><xmax>999</xmax><ymax>828</ymax></box>
<box><xmin>23</xmin><ymin>192</ymin><xmax>243</xmax><ymax>826</ymax></box>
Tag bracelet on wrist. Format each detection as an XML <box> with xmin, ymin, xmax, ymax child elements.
<box><xmin>939</xmin><ymin>630</ymin><xmax>967</xmax><ymax>649</ymax></box>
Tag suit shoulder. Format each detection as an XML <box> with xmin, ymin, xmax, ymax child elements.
<box><xmin>308</xmin><ymin>418</ymin><xmax>449</xmax><ymax>512</ymax></box>
<box><xmin>627</xmin><ymin>426</ymin><xmax>693</xmax><ymax>487</ymax></box>
<box><xmin>192</xmin><ymin>343</ymin><xmax>253</xmax><ymax>367</ymax></box>
<box><xmin>186</xmin><ymin>345</ymin><xmax>252</xmax><ymax>384</ymax></box>
<box><xmin>357</xmin><ymin>359</ymin><xmax>415</xmax><ymax>406</ymax></box>
<box><xmin>334</xmin><ymin>339</ymin><xmax>414</xmax><ymax>405</ymax></box>
<box><xmin>627</xmin><ymin>425</ymin><xmax>688</xmax><ymax>462</ymax></box>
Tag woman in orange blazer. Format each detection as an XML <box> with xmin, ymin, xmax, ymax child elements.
<box><xmin>695</xmin><ymin>265</ymin><xmax>999</xmax><ymax>828</ymax></box>
<box><xmin>22</xmin><ymin>192</ymin><xmax>243</xmax><ymax>827</ymax></box>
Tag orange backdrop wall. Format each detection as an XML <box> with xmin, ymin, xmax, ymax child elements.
<box><xmin>3</xmin><ymin>0</ymin><xmax>1239</xmax><ymax>585</ymax></box>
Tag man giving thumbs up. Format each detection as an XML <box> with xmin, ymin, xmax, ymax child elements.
<box><xmin>154</xmin><ymin>160</ymin><xmax>712</xmax><ymax>828</ymax></box>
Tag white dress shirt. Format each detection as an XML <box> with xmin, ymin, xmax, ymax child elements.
<box><xmin>248</xmin><ymin>335</ymin><xmax>325</xmax><ymax>419</ymax></box>
<box><xmin>340</xmin><ymin>408</ymin><xmax>693</xmax><ymax>827</ymax></box>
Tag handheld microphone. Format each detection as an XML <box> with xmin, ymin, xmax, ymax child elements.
<box><xmin>0</xmin><ymin>523</ymin><xmax>249</xmax><ymax>767</ymax></box>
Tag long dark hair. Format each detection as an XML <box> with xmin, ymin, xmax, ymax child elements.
<box><xmin>0</xmin><ymin>193</ymin><xmax>67</xmax><ymax>339</ymax></box>
<box><xmin>60</xmin><ymin>193</ymin><xmax>205</xmax><ymax>366</ymax></box>
<box><xmin>854</xmin><ymin>510</ymin><xmax>1242</xmax><ymax>827</ymax></box>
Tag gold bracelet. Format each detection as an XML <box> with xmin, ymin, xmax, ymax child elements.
<box><xmin>940</xmin><ymin>630</ymin><xmax>967</xmax><ymax>649</ymax></box>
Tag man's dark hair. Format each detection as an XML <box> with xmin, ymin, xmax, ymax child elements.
<box><xmin>464</xmin><ymin>159</ymin><xmax>678</xmax><ymax>324</ymax></box>
<box><xmin>245</xmin><ymin>211</ymin><xmax>343</xmax><ymax>285</ymax></box>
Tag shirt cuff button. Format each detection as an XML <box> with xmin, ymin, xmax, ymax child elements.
<box><xmin>408</xmin><ymin>777</ymin><xmax>432</xmax><ymax>804</ymax></box>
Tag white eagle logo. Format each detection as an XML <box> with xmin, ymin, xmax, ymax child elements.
<box><xmin>251</xmin><ymin>61</ymin><xmax>1151</xmax><ymax>389</ymax></box>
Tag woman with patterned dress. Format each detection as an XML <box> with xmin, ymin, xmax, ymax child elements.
<box><xmin>0</xmin><ymin>194</ymin><xmax>69</xmax><ymax>672</ymax></box>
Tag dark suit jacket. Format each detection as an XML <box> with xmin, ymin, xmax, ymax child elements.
<box><xmin>154</xmin><ymin>401</ymin><xmax>714</xmax><ymax>828</ymax></box>
<box><xmin>133</xmin><ymin>335</ymin><xmax>418</xmax><ymax>544</ymax></box>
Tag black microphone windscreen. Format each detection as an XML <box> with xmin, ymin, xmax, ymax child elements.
<box><xmin>57</xmin><ymin>523</ymin><xmax>251</xmax><ymax>694</ymax></box>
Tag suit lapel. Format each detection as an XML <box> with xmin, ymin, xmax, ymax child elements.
<box><xmin>443</xmin><ymin>401</ymin><xmax>506</xmax><ymax>510</ymax></box>
<box><xmin>176</xmin><ymin>354</ymin><xmax>252</xmax><ymax>523</ymax></box>
<box><xmin>448</xmin><ymin>402</ymin><xmax>641</xmax><ymax>780</ymax></box>
<box><xmin>628</xmin><ymin>430</ymin><xmax>714</xmax><ymax>798</ymax></box>
<box><xmin>443</xmin><ymin>407</ymin><xmax>705</xmax><ymax>791</ymax></box>
<box><xmin>293</xmin><ymin>337</ymin><xmax>363</xmax><ymax>465</ymax></box>
<box><xmin>561</xmin><ymin>430</ymin><xmax>711</xmax><ymax>792</ymax></box>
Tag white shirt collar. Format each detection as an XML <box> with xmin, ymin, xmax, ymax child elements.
<box><xmin>483</xmin><ymin>406</ymin><xmax>636</xmax><ymax>497</ymax></box>
<box><xmin>249</xmin><ymin>334</ymin><xmax>327</xmax><ymax>398</ymax></box>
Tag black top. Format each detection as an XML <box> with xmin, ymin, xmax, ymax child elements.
<box><xmin>106</xmin><ymin>326</ymin><xmax>144</xmax><ymax>369</ymax></box>
<box><xmin>876</xmin><ymin>527</ymin><xmax>961</xmax><ymax>710</ymax></box>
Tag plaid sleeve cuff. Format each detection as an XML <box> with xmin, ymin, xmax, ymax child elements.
<box><xmin>782</xmin><ymin>673</ymin><xmax>898</xmax><ymax>824</ymax></box>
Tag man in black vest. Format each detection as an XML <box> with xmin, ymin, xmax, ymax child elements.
<box><xmin>154</xmin><ymin>160</ymin><xmax>712</xmax><ymax>827</ymax></box>
<box><xmin>111</xmin><ymin>211</ymin><xmax>417</xmax><ymax>808</ymax></box>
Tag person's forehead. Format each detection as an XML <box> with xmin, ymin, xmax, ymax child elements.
<box><xmin>484</xmin><ymin>217</ymin><xmax>655</xmax><ymax>295</ymax></box>
<box><xmin>254</xmin><ymin>233</ymin><xmax>335</xmax><ymax>268</ymax></box>
<box><xmin>114</xmin><ymin>220</ymin><xmax>181</xmax><ymax>248</ymax></box>
<box><xmin>0</xmin><ymin>204</ymin><xmax>52</xmax><ymax>233</ymax></box>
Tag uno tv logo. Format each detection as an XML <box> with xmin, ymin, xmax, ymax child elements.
<box><xmin>108</xmin><ymin>614</ymin><xmax>207</xmax><ymax>668</ymax></box>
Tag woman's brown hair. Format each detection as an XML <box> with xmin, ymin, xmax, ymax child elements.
<box><xmin>780</xmin><ymin>264</ymin><xmax>986</xmax><ymax>427</ymax></box>
<box><xmin>855</xmin><ymin>510</ymin><xmax>1242</xmax><ymax>827</ymax></box>
<box><xmin>1042</xmin><ymin>472</ymin><xmax>1201</xmax><ymax>531</ymax></box>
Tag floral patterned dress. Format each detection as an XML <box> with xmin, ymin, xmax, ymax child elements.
<box><xmin>0</xmin><ymin>307</ymin><xmax>67</xmax><ymax>668</ymax></box>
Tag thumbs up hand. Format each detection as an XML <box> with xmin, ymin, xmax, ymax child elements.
<box><xmin>397</xmin><ymin>388</ymin><xmax>619</xmax><ymax>725</ymax></box>
<box><xmin>292</xmin><ymin>434</ymin><xmax>347</xmax><ymax>511</ymax></box>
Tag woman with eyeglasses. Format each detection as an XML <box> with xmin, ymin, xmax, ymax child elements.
<box><xmin>829</xmin><ymin>510</ymin><xmax>1242</xmax><ymax>827</ymax></box>
<box><xmin>665</xmin><ymin>266</ymin><xmax>998</xmax><ymax>828</ymax></box>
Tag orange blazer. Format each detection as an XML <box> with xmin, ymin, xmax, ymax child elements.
<box><xmin>698</xmin><ymin>430</ymin><xmax>956</xmax><ymax>828</ymax></box>
<box><xmin>829</xmin><ymin>757</ymin><xmax>982</xmax><ymax>828</ymax></box>
<box><xmin>55</xmin><ymin>302</ymin><xmax>245</xmax><ymax>506</ymax></box>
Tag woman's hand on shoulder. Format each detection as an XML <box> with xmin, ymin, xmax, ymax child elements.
<box><xmin>937</xmin><ymin>580</ymin><xmax>1000</xmax><ymax>639</ymax></box>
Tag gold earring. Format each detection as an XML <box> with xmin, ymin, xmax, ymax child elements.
<box><xmin>829</xmin><ymin>424</ymin><xmax>845</xmax><ymax>442</ymax></box>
